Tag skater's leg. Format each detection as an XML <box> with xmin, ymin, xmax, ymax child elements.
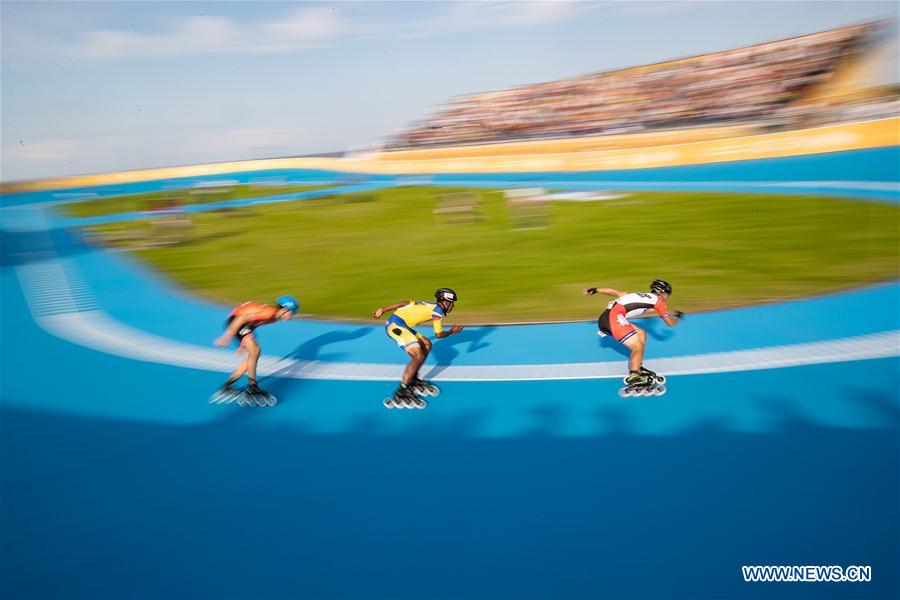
<box><xmin>621</xmin><ymin>327</ymin><xmax>647</xmax><ymax>373</ymax></box>
<box><xmin>225</xmin><ymin>359</ymin><xmax>248</xmax><ymax>386</ymax></box>
<box><xmin>408</xmin><ymin>338</ymin><xmax>442</xmax><ymax>395</ymax></box>
<box><xmin>244</xmin><ymin>338</ymin><xmax>262</xmax><ymax>384</ymax></box>
<box><xmin>222</xmin><ymin>333</ymin><xmax>256</xmax><ymax>387</ymax></box>
<box><xmin>240</xmin><ymin>339</ymin><xmax>270</xmax><ymax>405</ymax></box>
<box><xmin>402</xmin><ymin>340</ymin><xmax>429</xmax><ymax>385</ymax></box>
<box><xmin>412</xmin><ymin>337</ymin><xmax>432</xmax><ymax>382</ymax></box>
<box><xmin>610</xmin><ymin>307</ymin><xmax>647</xmax><ymax>375</ymax></box>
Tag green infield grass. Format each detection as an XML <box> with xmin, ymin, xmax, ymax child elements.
<box><xmin>81</xmin><ymin>186</ymin><xmax>900</xmax><ymax>323</ymax></box>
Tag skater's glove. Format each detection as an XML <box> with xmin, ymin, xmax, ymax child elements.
<box><xmin>673</xmin><ymin>310</ymin><xmax>685</xmax><ymax>320</ymax></box>
<box><xmin>584</xmin><ymin>288</ymin><xmax>598</xmax><ymax>296</ymax></box>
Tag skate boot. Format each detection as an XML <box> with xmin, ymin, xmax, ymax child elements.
<box><xmin>625</xmin><ymin>372</ymin><xmax>652</xmax><ymax>386</ymax></box>
<box><xmin>639</xmin><ymin>367</ymin><xmax>666</xmax><ymax>384</ymax></box>
<box><xmin>245</xmin><ymin>382</ymin><xmax>276</xmax><ymax>407</ymax></box>
<box><xmin>619</xmin><ymin>371</ymin><xmax>664</xmax><ymax>398</ymax></box>
<box><xmin>400</xmin><ymin>386</ymin><xmax>426</xmax><ymax>409</ymax></box>
<box><xmin>383</xmin><ymin>386</ymin><xmax>426</xmax><ymax>410</ymax></box>
<box><xmin>411</xmin><ymin>377</ymin><xmax>440</xmax><ymax>397</ymax></box>
<box><xmin>622</xmin><ymin>367</ymin><xmax>666</xmax><ymax>385</ymax></box>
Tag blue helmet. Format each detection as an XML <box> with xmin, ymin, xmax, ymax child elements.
<box><xmin>276</xmin><ymin>295</ymin><xmax>299</xmax><ymax>314</ymax></box>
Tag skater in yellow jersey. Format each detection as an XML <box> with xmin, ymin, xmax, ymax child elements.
<box><xmin>373</xmin><ymin>288</ymin><xmax>464</xmax><ymax>408</ymax></box>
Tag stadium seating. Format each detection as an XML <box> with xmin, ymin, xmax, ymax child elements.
<box><xmin>385</xmin><ymin>22</ymin><xmax>885</xmax><ymax>150</ymax></box>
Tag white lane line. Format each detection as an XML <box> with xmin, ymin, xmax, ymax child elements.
<box><xmin>31</xmin><ymin>308</ymin><xmax>900</xmax><ymax>382</ymax></box>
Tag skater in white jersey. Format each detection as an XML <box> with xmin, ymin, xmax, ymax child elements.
<box><xmin>584</xmin><ymin>279</ymin><xmax>684</xmax><ymax>387</ymax></box>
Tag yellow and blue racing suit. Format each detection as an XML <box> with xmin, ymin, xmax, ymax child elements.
<box><xmin>385</xmin><ymin>301</ymin><xmax>446</xmax><ymax>349</ymax></box>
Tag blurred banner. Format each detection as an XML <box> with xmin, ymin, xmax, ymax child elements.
<box><xmin>364</xmin><ymin>118</ymin><xmax>900</xmax><ymax>174</ymax></box>
<box><xmin>2</xmin><ymin>117</ymin><xmax>898</xmax><ymax>194</ymax></box>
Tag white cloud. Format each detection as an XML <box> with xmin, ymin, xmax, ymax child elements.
<box><xmin>90</xmin><ymin>8</ymin><xmax>344</xmax><ymax>59</ymax></box>
<box><xmin>492</xmin><ymin>0</ymin><xmax>593</xmax><ymax>27</ymax></box>
<box><xmin>261</xmin><ymin>6</ymin><xmax>345</xmax><ymax>42</ymax></box>
<box><xmin>4</xmin><ymin>139</ymin><xmax>81</xmax><ymax>162</ymax></box>
<box><xmin>412</xmin><ymin>1</ymin><xmax>598</xmax><ymax>35</ymax></box>
<box><xmin>1</xmin><ymin>139</ymin><xmax>84</xmax><ymax>181</ymax></box>
<box><xmin>9</xmin><ymin>6</ymin><xmax>349</xmax><ymax>62</ymax></box>
<box><xmin>611</xmin><ymin>1</ymin><xmax>696</xmax><ymax>16</ymax></box>
<box><xmin>4</xmin><ymin>2</ymin><xmax>598</xmax><ymax>62</ymax></box>
<box><xmin>172</xmin><ymin>128</ymin><xmax>305</xmax><ymax>157</ymax></box>
<box><xmin>1</xmin><ymin>128</ymin><xmax>316</xmax><ymax>182</ymax></box>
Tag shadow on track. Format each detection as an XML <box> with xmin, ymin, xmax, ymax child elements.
<box><xmin>257</xmin><ymin>328</ymin><xmax>372</xmax><ymax>402</ymax></box>
<box><xmin>594</xmin><ymin>317</ymin><xmax>677</xmax><ymax>360</ymax></box>
<box><xmin>423</xmin><ymin>326</ymin><xmax>497</xmax><ymax>379</ymax></box>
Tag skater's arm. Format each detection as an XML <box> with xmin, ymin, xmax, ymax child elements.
<box><xmin>653</xmin><ymin>297</ymin><xmax>684</xmax><ymax>327</ymax></box>
<box><xmin>661</xmin><ymin>311</ymin><xmax>684</xmax><ymax>327</ymax></box>
<box><xmin>638</xmin><ymin>309</ymin><xmax>675</xmax><ymax>324</ymax></box>
<box><xmin>215</xmin><ymin>314</ymin><xmax>252</xmax><ymax>346</ymax></box>
<box><xmin>435</xmin><ymin>325</ymin><xmax>463</xmax><ymax>339</ymax></box>
<box><xmin>373</xmin><ymin>301</ymin><xmax>409</xmax><ymax>319</ymax></box>
<box><xmin>583</xmin><ymin>287</ymin><xmax>627</xmax><ymax>298</ymax></box>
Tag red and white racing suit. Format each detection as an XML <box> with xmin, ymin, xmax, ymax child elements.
<box><xmin>597</xmin><ymin>292</ymin><xmax>671</xmax><ymax>343</ymax></box>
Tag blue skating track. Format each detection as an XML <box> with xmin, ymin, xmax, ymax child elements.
<box><xmin>2</xmin><ymin>148</ymin><xmax>898</xmax><ymax>599</ymax></box>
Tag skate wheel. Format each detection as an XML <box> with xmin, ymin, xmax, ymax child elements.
<box><xmin>414</xmin><ymin>385</ymin><xmax>440</xmax><ymax>397</ymax></box>
<box><xmin>618</xmin><ymin>387</ymin><xmax>632</xmax><ymax>398</ymax></box>
<box><xmin>383</xmin><ymin>398</ymin><xmax>395</xmax><ymax>409</ymax></box>
<box><xmin>622</xmin><ymin>376</ymin><xmax>630</xmax><ymax>385</ymax></box>
<box><xmin>653</xmin><ymin>385</ymin><xmax>666</xmax><ymax>396</ymax></box>
<box><xmin>656</xmin><ymin>375</ymin><xmax>667</xmax><ymax>384</ymax></box>
<box><xmin>264</xmin><ymin>394</ymin><xmax>278</xmax><ymax>407</ymax></box>
<box><xmin>210</xmin><ymin>391</ymin><xmax>234</xmax><ymax>404</ymax></box>
<box><xmin>414</xmin><ymin>398</ymin><xmax>427</xmax><ymax>409</ymax></box>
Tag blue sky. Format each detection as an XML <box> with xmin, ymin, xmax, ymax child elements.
<box><xmin>2</xmin><ymin>1</ymin><xmax>897</xmax><ymax>182</ymax></box>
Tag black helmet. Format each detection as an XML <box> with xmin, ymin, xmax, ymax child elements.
<box><xmin>435</xmin><ymin>287</ymin><xmax>458</xmax><ymax>303</ymax></box>
<box><xmin>650</xmin><ymin>279</ymin><xmax>672</xmax><ymax>295</ymax></box>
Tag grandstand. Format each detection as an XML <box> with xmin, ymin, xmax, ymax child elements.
<box><xmin>384</xmin><ymin>21</ymin><xmax>896</xmax><ymax>153</ymax></box>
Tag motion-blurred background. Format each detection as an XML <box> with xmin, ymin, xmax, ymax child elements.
<box><xmin>3</xmin><ymin>3</ymin><xmax>897</xmax><ymax>321</ymax></box>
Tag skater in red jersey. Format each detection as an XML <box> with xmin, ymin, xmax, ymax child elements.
<box><xmin>584</xmin><ymin>279</ymin><xmax>683</xmax><ymax>388</ymax></box>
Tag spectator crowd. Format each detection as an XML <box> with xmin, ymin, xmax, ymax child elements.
<box><xmin>386</xmin><ymin>22</ymin><xmax>894</xmax><ymax>150</ymax></box>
